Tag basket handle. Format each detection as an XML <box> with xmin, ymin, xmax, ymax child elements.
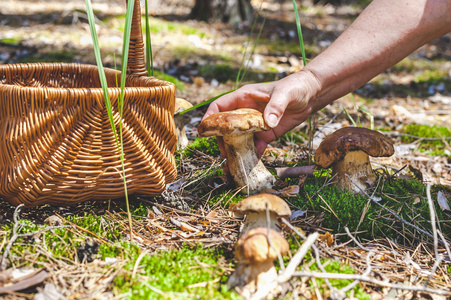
<box><xmin>126</xmin><ymin>0</ymin><xmax>148</xmax><ymax>77</ymax></box>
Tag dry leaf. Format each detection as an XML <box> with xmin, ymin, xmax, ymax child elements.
<box><xmin>281</xmin><ymin>185</ymin><xmax>300</xmax><ymax>197</ymax></box>
<box><xmin>318</xmin><ymin>232</ymin><xmax>333</xmax><ymax>246</ymax></box>
<box><xmin>180</xmin><ymin>222</ymin><xmax>199</xmax><ymax>232</ymax></box>
<box><xmin>205</xmin><ymin>210</ymin><xmax>219</xmax><ymax>223</ymax></box>
<box><xmin>437</xmin><ymin>191</ymin><xmax>450</xmax><ymax>211</ymax></box>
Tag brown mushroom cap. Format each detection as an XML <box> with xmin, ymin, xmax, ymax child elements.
<box><xmin>230</xmin><ymin>193</ymin><xmax>291</xmax><ymax>218</ymax></box>
<box><xmin>174</xmin><ymin>98</ymin><xmax>193</xmax><ymax>114</ymax></box>
<box><xmin>235</xmin><ymin>227</ymin><xmax>289</xmax><ymax>263</ymax></box>
<box><xmin>315</xmin><ymin>127</ymin><xmax>394</xmax><ymax>169</ymax></box>
<box><xmin>197</xmin><ymin>108</ymin><xmax>270</xmax><ymax>137</ymax></box>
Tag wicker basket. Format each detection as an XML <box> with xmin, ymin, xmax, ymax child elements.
<box><xmin>0</xmin><ymin>0</ymin><xmax>177</xmax><ymax>207</ymax></box>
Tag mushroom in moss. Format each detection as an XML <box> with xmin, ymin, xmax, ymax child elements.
<box><xmin>230</xmin><ymin>193</ymin><xmax>291</xmax><ymax>235</ymax></box>
<box><xmin>197</xmin><ymin>108</ymin><xmax>275</xmax><ymax>194</ymax></box>
<box><xmin>228</xmin><ymin>227</ymin><xmax>289</xmax><ymax>299</ymax></box>
<box><xmin>315</xmin><ymin>127</ymin><xmax>394</xmax><ymax>193</ymax></box>
<box><xmin>174</xmin><ymin>98</ymin><xmax>193</xmax><ymax>150</ymax></box>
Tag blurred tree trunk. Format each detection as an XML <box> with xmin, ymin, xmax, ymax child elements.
<box><xmin>189</xmin><ymin>0</ymin><xmax>254</xmax><ymax>25</ymax></box>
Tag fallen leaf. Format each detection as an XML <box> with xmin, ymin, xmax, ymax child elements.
<box><xmin>319</xmin><ymin>232</ymin><xmax>333</xmax><ymax>246</ymax></box>
<box><xmin>437</xmin><ymin>191</ymin><xmax>450</xmax><ymax>211</ymax></box>
<box><xmin>281</xmin><ymin>185</ymin><xmax>300</xmax><ymax>197</ymax></box>
<box><xmin>290</xmin><ymin>209</ymin><xmax>307</xmax><ymax>221</ymax></box>
<box><xmin>0</xmin><ymin>269</ymin><xmax>48</xmax><ymax>294</ymax></box>
<box><xmin>180</xmin><ymin>222</ymin><xmax>200</xmax><ymax>232</ymax></box>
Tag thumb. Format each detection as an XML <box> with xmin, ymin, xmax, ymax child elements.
<box><xmin>263</xmin><ymin>87</ymin><xmax>290</xmax><ymax>128</ymax></box>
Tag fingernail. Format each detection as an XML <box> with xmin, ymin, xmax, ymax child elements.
<box><xmin>266</xmin><ymin>113</ymin><xmax>279</xmax><ymax>128</ymax></box>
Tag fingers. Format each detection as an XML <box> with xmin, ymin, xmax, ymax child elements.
<box><xmin>203</xmin><ymin>83</ymin><xmax>275</xmax><ymax>120</ymax></box>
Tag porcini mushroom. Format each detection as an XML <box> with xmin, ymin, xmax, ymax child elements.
<box><xmin>197</xmin><ymin>108</ymin><xmax>275</xmax><ymax>194</ymax></box>
<box><xmin>228</xmin><ymin>227</ymin><xmax>289</xmax><ymax>299</ymax></box>
<box><xmin>174</xmin><ymin>98</ymin><xmax>193</xmax><ymax>150</ymax></box>
<box><xmin>230</xmin><ymin>193</ymin><xmax>291</xmax><ymax>235</ymax></box>
<box><xmin>315</xmin><ymin>127</ymin><xmax>394</xmax><ymax>193</ymax></box>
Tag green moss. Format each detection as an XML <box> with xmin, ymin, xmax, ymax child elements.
<box><xmin>401</xmin><ymin>124</ymin><xmax>451</xmax><ymax>156</ymax></box>
<box><xmin>182</xmin><ymin>137</ymin><xmax>221</xmax><ymax>158</ymax></box>
<box><xmin>106</xmin><ymin>243</ymin><xmax>239</xmax><ymax>299</ymax></box>
<box><xmin>291</xmin><ymin>174</ymin><xmax>450</xmax><ymax>241</ymax></box>
<box><xmin>310</xmin><ymin>260</ymin><xmax>372</xmax><ymax>300</ymax></box>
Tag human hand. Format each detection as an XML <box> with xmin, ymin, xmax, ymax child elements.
<box><xmin>203</xmin><ymin>70</ymin><xmax>321</xmax><ymax>157</ymax></box>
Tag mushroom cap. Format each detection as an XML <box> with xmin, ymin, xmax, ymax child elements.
<box><xmin>174</xmin><ymin>98</ymin><xmax>193</xmax><ymax>115</ymax></box>
<box><xmin>230</xmin><ymin>193</ymin><xmax>291</xmax><ymax>218</ymax></box>
<box><xmin>235</xmin><ymin>227</ymin><xmax>289</xmax><ymax>263</ymax></box>
<box><xmin>197</xmin><ymin>108</ymin><xmax>270</xmax><ymax>137</ymax></box>
<box><xmin>315</xmin><ymin>127</ymin><xmax>394</xmax><ymax>169</ymax></box>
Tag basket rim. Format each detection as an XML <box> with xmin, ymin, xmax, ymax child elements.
<box><xmin>0</xmin><ymin>62</ymin><xmax>175</xmax><ymax>91</ymax></box>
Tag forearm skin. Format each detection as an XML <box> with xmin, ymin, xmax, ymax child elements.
<box><xmin>303</xmin><ymin>0</ymin><xmax>451</xmax><ymax>113</ymax></box>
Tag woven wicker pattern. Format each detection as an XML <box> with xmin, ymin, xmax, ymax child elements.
<box><xmin>0</xmin><ymin>0</ymin><xmax>177</xmax><ymax>207</ymax></box>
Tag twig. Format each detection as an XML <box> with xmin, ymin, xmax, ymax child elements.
<box><xmin>339</xmin><ymin>228</ymin><xmax>374</xmax><ymax>294</ymax></box>
<box><xmin>291</xmin><ymin>271</ymin><xmax>451</xmax><ymax>296</ymax></box>
<box><xmin>344</xmin><ymin>227</ymin><xmax>368</xmax><ymax>251</ymax></box>
<box><xmin>344</xmin><ymin>174</ymin><xmax>447</xmax><ymax>245</ymax></box>
<box><xmin>424</xmin><ymin>183</ymin><xmax>443</xmax><ymax>287</ymax></box>
<box><xmin>276</xmin><ymin>165</ymin><xmax>315</xmax><ymax>180</ymax></box>
<box><xmin>278</xmin><ymin>232</ymin><xmax>319</xmax><ymax>283</ymax></box>
<box><xmin>1</xmin><ymin>205</ymin><xmax>72</xmax><ymax>271</ymax></box>
<box><xmin>280</xmin><ymin>218</ymin><xmax>335</xmax><ymax>291</ymax></box>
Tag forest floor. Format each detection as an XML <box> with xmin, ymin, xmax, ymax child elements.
<box><xmin>0</xmin><ymin>0</ymin><xmax>451</xmax><ymax>299</ymax></box>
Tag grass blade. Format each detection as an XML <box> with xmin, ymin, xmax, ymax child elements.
<box><xmin>84</xmin><ymin>0</ymin><xmax>119</xmax><ymax>146</ymax></box>
<box><xmin>85</xmin><ymin>0</ymin><xmax>134</xmax><ymax>239</ymax></box>
<box><xmin>237</xmin><ymin>17</ymin><xmax>266</xmax><ymax>87</ymax></box>
<box><xmin>144</xmin><ymin>0</ymin><xmax>154</xmax><ymax>76</ymax></box>
<box><xmin>291</xmin><ymin>0</ymin><xmax>307</xmax><ymax>66</ymax></box>
<box><xmin>235</xmin><ymin>1</ymin><xmax>264</xmax><ymax>89</ymax></box>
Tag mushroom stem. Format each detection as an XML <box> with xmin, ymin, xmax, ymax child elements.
<box><xmin>228</xmin><ymin>261</ymin><xmax>279</xmax><ymax>300</ymax></box>
<box><xmin>174</xmin><ymin>114</ymin><xmax>189</xmax><ymax>150</ymax></box>
<box><xmin>223</xmin><ymin>134</ymin><xmax>275</xmax><ymax>195</ymax></box>
<box><xmin>332</xmin><ymin>150</ymin><xmax>375</xmax><ymax>193</ymax></box>
<box><xmin>242</xmin><ymin>211</ymin><xmax>279</xmax><ymax>235</ymax></box>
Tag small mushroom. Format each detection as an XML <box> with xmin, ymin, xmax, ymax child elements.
<box><xmin>315</xmin><ymin>127</ymin><xmax>394</xmax><ymax>193</ymax></box>
<box><xmin>198</xmin><ymin>108</ymin><xmax>275</xmax><ymax>194</ymax></box>
<box><xmin>174</xmin><ymin>98</ymin><xmax>193</xmax><ymax>150</ymax></box>
<box><xmin>230</xmin><ymin>193</ymin><xmax>291</xmax><ymax>235</ymax></box>
<box><xmin>228</xmin><ymin>227</ymin><xmax>289</xmax><ymax>299</ymax></box>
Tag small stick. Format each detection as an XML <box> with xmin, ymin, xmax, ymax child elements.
<box><xmin>280</xmin><ymin>218</ymin><xmax>335</xmax><ymax>291</ymax></box>
<box><xmin>279</xmin><ymin>232</ymin><xmax>319</xmax><ymax>283</ymax></box>
<box><xmin>424</xmin><ymin>183</ymin><xmax>443</xmax><ymax>287</ymax></box>
<box><xmin>1</xmin><ymin>205</ymin><xmax>72</xmax><ymax>271</ymax></box>
<box><xmin>291</xmin><ymin>271</ymin><xmax>451</xmax><ymax>296</ymax></box>
<box><xmin>344</xmin><ymin>174</ymin><xmax>447</xmax><ymax>245</ymax></box>
<box><xmin>276</xmin><ymin>165</ymin><xmax>315</xmax><ymax>180</ymax></box>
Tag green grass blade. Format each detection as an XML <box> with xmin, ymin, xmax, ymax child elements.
<box><xmin>119</xmin><ymin>0</ymin><xmax>135</xmax><ymax>240</ymax></box>
<box><xmin>144</xmin><ymin>0</ymin><xmax>154</xmax><ymax>76</ymax></box>
<box><xmin>235</xmin><ymin>1</ymin><xmax>264</xmax><ymax>89</ymax></box>
<box><xmin>291</xmin><ymin>0</ymin><xmax>307</xmax><ymax>66</ymax></box>
<box><xmin>85</xmin><ymin>0</ymin><xmax>134</xmax><ymax>239</ymax></box>
<box><xmin>359</xmin><ymin>106</ymin><xmax>374</xmax><ymax>130</ymax></box>
<box><xmin>84</xmin><ymin>0</ymin><xmax>119</xmax><ymax>146</ymax></box>
<box><xmin>350</xmin><ymin>92</ymin><xmax>361</xmax><ymax>127</ymax></box>
<box><xmin>177</xmin><ymin>90</ymin><xmax>234</xmax><ymax>115</ymax></box>
<box><xmin>342</xmin><ymin>106</ymin><xmax>357</xmax><ymax>127</ymax></box>
<box><xmin>238</xmin><ymin>17</ymin><xmax>266</xmax><ymax>87</ymax></box>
